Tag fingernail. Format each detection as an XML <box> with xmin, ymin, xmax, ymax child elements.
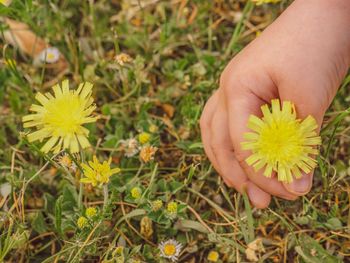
<box><xmin>286</xmin><ymin>175</ymin><xmax>311</xmax><ymax>194</ymax></box>
<box><xmin>246</xmin><ymin>183</ymin><xmax>271</xmax><ymax>209</ymax></box>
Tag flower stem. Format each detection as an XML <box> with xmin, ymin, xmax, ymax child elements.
<box><xmin>103</xmin><ymin>184</ymin><xmax>109</xmax><ymax>213</ymax></box>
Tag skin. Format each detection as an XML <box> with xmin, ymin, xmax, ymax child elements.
<box><xmin>200</xmin><ymin>0</ymin><xmax>350</xmax><ymax>208</ymax></box>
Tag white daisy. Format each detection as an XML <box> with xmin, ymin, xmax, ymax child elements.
<box><xmin>119</xmin><ymin>138</ymin><xmax>139</xmax><ymax>158</ymax></box>
<box><xmin>158</xmin><ymin>239</ymin><xmax>183</xmax><ymax>262</ymax></box>
<box><xmin>37</xmin><ymin>47</ymin><xmax>60</xmax><ymax>64</ymax></box>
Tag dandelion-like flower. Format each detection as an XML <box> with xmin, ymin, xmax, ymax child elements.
<box><xmin>22</xmin><ymin>80</ymin><xmax>97</xmax><ymax>153</ymax></box>
<box><xmin>151</xmin><ymin>199</ymin><xmax>163</xmax><ymax>212</ymax></box>
<box><xmin>80</xmin><ymin>155</ymin><xmax>121</xmax><ymax>186</ymax></box>
<box><xmin>115</xmin><ymin>53</ymin><xmax>132</xmax><ymax>66</ymax></box>
<box><xmin>131</xmin><ymin>187</ymin><xmax>142</xmax><ymax>199</ymax></box>
<box><xmin>241</xmin><ymin>99</ymin><xmax>321</xmax><ymax>183</ymax></box>
<box><xmin>159</xmin><ymin>239</ymin><xmax>183</xmax><ymax>262</ymax></box>
<box><xmin>252</xmin><ymin>0</ymin><xmax>281</xmax><ymax>5</ymax></box>
<box><xmin>139</xmin><ymin>146</ymin><xmax>157</xmax><ymax>163</ymax></box>
<box><xmin>138</xmin><ymin>132</ymin><xmax>151</xmax><ymax>144</ymax></box>
<box><xmin>86</xmin><ymin>207</ymin><xmax>97</xmax><ymax>218</ymax></box>
<box><xmin>207</xmin><ymin>250</ymin><xmax>219</xmax><ymax>262</ymax></box>
<box><xmin>37</xmin><ymin>47</ymin><xmax>60</xmax><ymax>64</ymax></box>
<box><xmin>119</xmin><ymin>138</ymin><xmax>139</xmax><ymax>157</ymax></box>
<box><xmin>77</xmin><ymin>216</ymin><xmax>88</xmax><ymax>229</ymax></box>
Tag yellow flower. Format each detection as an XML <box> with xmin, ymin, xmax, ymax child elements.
<box><xmin>207</xmin><ymin>250</ymin><xmax>219</xmax><ymax>262</ymax></box>
<box><xmin>131</xmin><ymin>187</ymin><xmax>142</xmax><ymax>199</ymax></box>
<box><xmin>241</xmin><ymin>99</ymin><xmax>321</xmax><ymax>183</ymax></box>
<box><xmin>115</xmin><ymin>53</ymin><xmax>132</xmax><ymax>66</ymax></box>
<box><xmin>86</xmin><ymin>207</ymin><xmax>97</xmax><ymax>218</ymax></box>
<box><xmin>80</xmin><ymin>155</ymin><xmax>121</xmax><ymax>186</ymax></box>
<box><xmin>149</xmin><ymin>124</ymin><xmax>158</xmax><ymax>133</ymax></box>
<box><xmin>77</xmin><ymin>216</ymin><xmax>88</xmax><ymax>229</ymax></box>
<box><xmin>151</xmin><ymin>199</ymin><xmax>163</xmax><ymax>212</ymax></box>
<box><xmin>159</xmin><ymin>239</ymin><xmax>183</xmax><ymax>262</ymax></box>
<box><xmin>22</xmin><ymin>80</ymin><xmax>97</xmax><ymax>153</ymax></box>
<box><xmin>166</xmin><ymin>201</ymin><xmax>178</xmax><ymax>217</ymax></box>
<box><xmin>252</xmin><ymin>0</ymin><xmax>281</xmax><ymax>5</ymax></box>
<box><xmin>138</xmin><ymin>132</ymin><xmax>151</xmax><ymax>144</ymax></box>
<box><xmin>139</xmin><ymin>146</ymin><xmax>157</xmax><ymax>163</ymax></box>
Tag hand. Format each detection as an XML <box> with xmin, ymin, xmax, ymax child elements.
<box><xmin>200</xmin><ymin>0</ymin><xmax>350</xmax><ymax>208</ymax></box>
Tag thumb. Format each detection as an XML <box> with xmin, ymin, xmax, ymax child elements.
<box><xmin>279</xmin><ymin>89</ymin><xmax>328</xmax><ymax>195</ymax></box>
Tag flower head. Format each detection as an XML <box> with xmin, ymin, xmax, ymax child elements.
<box><xmin>159</xmin><ymin>239</ymin><xmax>183</xmax><ymax>262</ymax></box>
<box><xmin>131</xmin><ymin>187</ymin><xmax>142</xmax><ymax>199</ymax></box>
<box><xmin>166</xmin><ymin>201</ymin><xmax>178</xmax><ymax>219</ymax></box>
<box><xmin>22</xmin><ymin>80</ymin><xmax>97</xmax><ymax>153</ymax></box>
<box><xmin>207</xmin><ymin>250</ymin><xmax>219</xmax><ymax>262</ymax></box>
<box><xmin>241</xmin><ymin>99</ymin><xmax>321</xmax><ymax>183</ymax></box>
<box><xmin>139</xmin><ymin>146</ymin><xmax>157</xmax><ymax>163</ymax></box>
<box><xmin>57</xmin><ymin>154</ymin><xmax>77</xmax><ymax>171</ymax></box>
<box><xmin>80</xmin><ymin>155</ymin><xmax>121</xmax><ymax>187</ymax></box>
<box><xmin>252</xmin><ymin>0</ymin><xmax>281</xmax><ymax>5</ymax></box>
<box><xmin>86</xmin><ymin>207</ymin><xmax>97</xmax><ymax>218</ymax></box>
<box><xmin>120</xmin><ymin>138</ymin><xmax>139</xmax><ymax>157</ymax></box>
<box><xmin>138</xmin><ymin>132</ymin><xmax>151</xmax><ymax>144</ymax></box>
<box><xmin>37</xmin><ymin>47</ymin><xmax>60</xmax><ymax>64</ymax></box>
<box><xmin>115</xmin><ymin>53</ymin><xmax>132</xmax><ymax>66</ymax></box>
<box><xmin>77</xmin><ymin>216</ymin><xmax>88</xmax><ymax>229</ymax></box>
<box><xmin>151</xmin><ymin>199</ymin><xmax>163</xmax><ymax>212</ymax></box>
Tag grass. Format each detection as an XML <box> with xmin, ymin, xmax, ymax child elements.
<box><xmin>1</xmin><ymin>0</ymin><xmax>350</xmax><ymax>262</ymax></box>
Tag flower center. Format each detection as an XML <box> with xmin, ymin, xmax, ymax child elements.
<box><xmin>259</xmin><ymin>121</ymin><xmax>302</xmax><ymax>164</ymax></box>
<box><xmin>43</xmin><ymin>94</ymin><xmax>86</xmax><ymax>136</ymax></box>
<box><xmin>164</xmin><ymin>244</ymin><xmax>176</xmax><ymax>256</ymax></box>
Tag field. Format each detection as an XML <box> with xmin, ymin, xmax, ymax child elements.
<box><xmin>1</xmin><ymin>0</ymin><xmax>350</xmax><ymax>262</ymax></box>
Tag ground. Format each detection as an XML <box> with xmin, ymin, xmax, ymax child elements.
<box><xmin>0</xmin><ymin>0</ymin><xmax>350</xmax><ymax>262</ymax></box>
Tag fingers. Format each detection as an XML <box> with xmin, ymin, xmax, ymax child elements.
<box><xmin>200</xmin><ymin>91</ymin><xmax>221</xmax><ymax>173</ymax></box>
<box><xmin>210</xmin><ymin>93</ymin><xmax>271</xmax><ymax>208</ymax></box>
<box><xmin>223</xmin><ymin>83</ymin><xmax>298</xmax><ymax>200</ymax></box>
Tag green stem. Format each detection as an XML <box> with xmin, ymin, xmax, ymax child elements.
<box><xmin>103</xmin><ymin>184</ymin><xmax>109</xmax><ymax>213</ymax></box>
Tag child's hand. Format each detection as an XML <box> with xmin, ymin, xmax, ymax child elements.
<box><xmin>200</xmin><ymin>0</ymin><xmax>350</xmax><ymax>208</ymax></box>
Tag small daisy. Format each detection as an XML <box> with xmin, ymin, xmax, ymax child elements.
<box><xmin>159</xmin><ymin>239</ymin><xmax>183</xmax><ymax>262</ymax></box>
<box><xmin>166</xmin><ymin>201</ymin><xmax>178</xmax><ymax>219</ymax></box>
<box><xmin>37</xmin><ymin>47</ymin><xmax>60</xmax><ymax>64</ymax></box>
<box><xmin>77</xmin><ymin>216</ymin><xmax>88</xmax><ymax>229</ymax></box>
<box><xmin>80</xmin><ymin>155</ymin><xmax>121</xmax><ymax>187</ymax></box>
<box><xmin>130</xmin><ymin>186</ymin><xmax>142</xmax><ymax>199</ymax></box>
<box><xmin>207</xmin><ymin>250</ymin><xmax>219</xmax><ymax>262</ymax></box>
<box><xmin>241</xmin><ymin>99</ymin><xmax>321</xmax><ymax>183</ymax></box>
<box><xmin>22</xmin><ymin>80</ymin><xmax>97</xmax><ymax>153</ymax></box>
<box><xmin>114</xmin><ymin>53</ymin><xmax>132</xmax><ymax>66</ymax></box>
<box><xmin>151</xmin><ymin>199</ymin><xmax>163</xmax><ymax>212</ymax></box>
<box><xmin>85</xmin><ymin>207</ymin><xmax>97</xmax><ymax>218</ymax></box>
<box><xmin>138</xmin><ymin>132</ymin><xmax>151</xmax><ymax>144</ymax></box>
<box><xmin>139</xmin><ymin>145</ymin><xmax>157</xmax><ymax>163</ymax></box>
<box><xmin>119</xmin><ymin>138</ymin><xmax>139</xmax><ymax>158</ymax></box>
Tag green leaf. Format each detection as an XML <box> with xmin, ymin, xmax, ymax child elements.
<box><xmin>32</xmin><ymin>212</ymin><xmax>47</xmax><ymax>234</ymax></box>
<box><xmin>55</xmin><ymin>196</ymin><xmax>63</xmax><ymax>235</ymax></box>
<box><xmin>295</xmin><ymin>235</ymin><xmax>341</xmax><ymax>263</ymax></box>
<box><xmin>174</xmin><ymin>219</ymin><xmax>209</xmax><ymax>233</ymax></box>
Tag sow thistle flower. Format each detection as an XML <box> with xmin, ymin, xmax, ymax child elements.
<box><xmin>138</xmin><ymin>132</ymin><xmax>151</xmax><ymax>144</ymax></box>
<box><xmin>159</xmin><ymin>239</ymin><xmax>183</xmax><ymax>262</ymax></box>
<box><xmin>241</xmin><ymin>99</ymin><xmax>321</xmax><ymax>183</ymax></box>
<box><xmin>80</xmin><ymin>156</ymin><xmax>121</xmax><ymax>186</ymax></box>
<box><xmin>22</xmin><ymin>80</ymin><xmax>97</xmax><ymax>153</ymax></box>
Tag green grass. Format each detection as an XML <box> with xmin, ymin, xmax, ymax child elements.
<box><xmin>0</xmin><ymin>0</ymin><xmax>350</xmax><ymax>262</ymax></box>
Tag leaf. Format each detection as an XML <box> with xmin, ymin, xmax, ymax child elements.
<box><xmin>174</xmin><ymin>219</ymin><xmax>209</xmax><ymax>233</ymax></box>
<box><xmin>32</xmin><ymin>212</ymin><xmax>47</xmax><ymax>234</ymax></box>
<box><xmin>295</xmin><ymin>235</ymin><xmax>342</xmax><ymax>263</ymax></box>
<box><xmin>324</xmin><ymin>218</ymin><xmax>342</xmax><ymax>230</ymax></box>
<box><xmin>55</xmin><ymin>196</ymin><xmax>63</xmax><ymax>235</ymax></box>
